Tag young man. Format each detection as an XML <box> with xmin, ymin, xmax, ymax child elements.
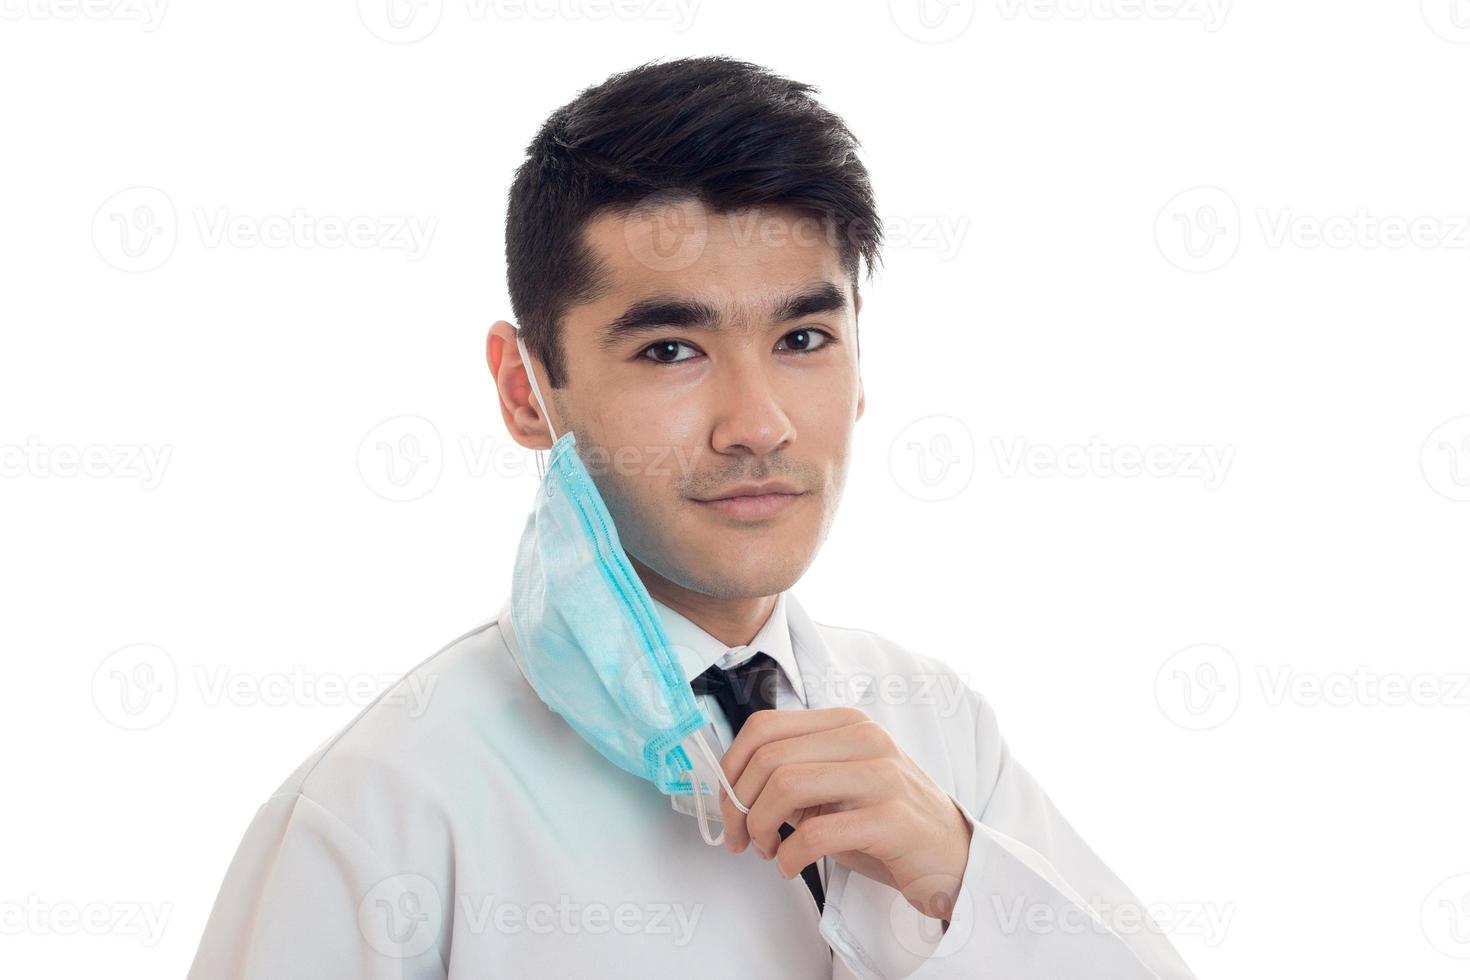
<box><xmin>187</xmin><ymin>56</ymin><xmax>1196</xmax><ymax>979</ymax></box>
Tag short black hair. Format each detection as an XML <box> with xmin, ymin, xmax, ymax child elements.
<box><xmin>505</xmin><ymin>55</ymin><xmax>882</xmax><ymax>388</ymax></box>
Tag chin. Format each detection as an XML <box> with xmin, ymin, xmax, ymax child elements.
<box><xmin>622</xmin><ymin>498</ymin><xmax>827</xmax><ymax>598</ymax></box>
<box><xmin>696</xmin><ymin>568</ymin><xmax>805</xmax><ymax>601</ymax></box>
<box><xmin>641</xmin><ymin>534</ymin><xmax>809</xmax><ymax>600</ymax></box>
<box><xmin>696</xmin><ymin>537</ymin><xmax>818</xmax><ymax>598</ymax></box>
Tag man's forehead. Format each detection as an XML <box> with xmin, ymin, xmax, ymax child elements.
<box><xmin>574</xmin><ymin>201</ymin><xmax>851</xmax><ymax>327</ymax></box>
<box><xmin>585</xmin><ymin>201</ymin><xmax>843</xmax><ymax>273</ymax></box>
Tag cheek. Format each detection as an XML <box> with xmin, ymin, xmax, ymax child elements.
<box><xmin>579</xmin><ymin>435</ymin><xmax>695</xmax><ymax>552</ymax></box>
<box><xmin>795</xmin><ymin>395</ymin><xmax>857</xmax><ymax>470</ymax></box>
<box><xmin>793</xmin><ymin>364</ymin><xmax>861</xmax><ymax>425</ymax></box>
<box><xmin>593</xmin><ymin>393</ymin><xmax>702</xmax><ymax>468</ymax></box>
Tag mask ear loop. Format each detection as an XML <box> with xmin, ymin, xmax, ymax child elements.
<box><xmin>685</xmin><ymin>730</ymin><xmax>751</xmax><ymax>847</ymax></box>
<box><xmin>514</xmin><ymin>331</ymin><xmax>557</xmax><ymax>480</ymax></box>
<box><xmin>691</xmin><ymin>730</ymin><xmax>750</xmax><ymax>814</ymax></box>
<box><xmin>689</xmin><ymin>771</ymin><xmax>724</xmax><ymax>847</ymax></box>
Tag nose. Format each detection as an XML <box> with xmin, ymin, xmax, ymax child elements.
<box><xmin>708</xmin><ymin>353</ymin><xmax>795</xmax><ymax>459</ymax></box>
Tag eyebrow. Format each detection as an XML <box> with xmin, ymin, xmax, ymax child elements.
<box><xmin>599</xmin><ymin>281</ymin><xmax>848</xmax><ymax>351</ymax></box>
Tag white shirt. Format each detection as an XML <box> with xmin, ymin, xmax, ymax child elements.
<box><xmin>657</xmin><ymin>590</ymin><xmax>809</xmax><ymax>734</ymax></box>
<box><xmin>653</xmin><ymin>593</ymin><xmax>826</xmax><ymax>891</ymax></box>
<box><xmin>186</xmin><ymin>590</ymin><xmax>1196</xmax><ymax>980</ymax></box>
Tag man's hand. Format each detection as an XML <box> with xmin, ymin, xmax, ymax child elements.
<box><xmin>717</xmin><ymin>706</ymin><xmax>973</xmax><ymax>922</ymax></box>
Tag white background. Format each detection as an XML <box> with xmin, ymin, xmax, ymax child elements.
<box><xmin>3</xmin><ymin>1</ymin><xmax>1469</xmax><ymax>977</ymax></box>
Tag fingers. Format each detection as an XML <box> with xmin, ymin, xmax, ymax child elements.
<box><xmin>720</xmin><ymin>706</ymin><xmax>871</xmax><ymax>785</ymax></box>
<box><xmin>773</xmin><ymin>806</ymin><xmax>892</xmax><ymax>881</ymax></box>
<box><xmin>717</xmin><ymin>708</ymin><xmax>873</xmax><ymax>842</ymax></box>
<box><xmin>742</xmin><ymin>760</ymin><xmax>898</xmax><ymax>860</ymax></box>
<box><xmin>720</xmin><ymin>722</ymin><xmax>897</xmax><ymax>853</ymax></box>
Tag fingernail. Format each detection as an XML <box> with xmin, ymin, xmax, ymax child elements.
<box><xmin>754</xmin><ymin>843</ymin><xmax>770</xmax><ymax>860</ymax></box>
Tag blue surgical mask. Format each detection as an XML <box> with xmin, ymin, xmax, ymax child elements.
<box><xmin>508</xmin><ymin>332</ymin><xmax>748</xmax><ymax>845</ymax></box>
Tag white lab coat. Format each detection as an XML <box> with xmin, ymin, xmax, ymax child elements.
<box><xmin>186</xmin><ymin>591</ymin><xmax>1196</xmax><ymax>979</ymax></box>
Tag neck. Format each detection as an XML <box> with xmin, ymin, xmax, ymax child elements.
<box><xmin>629</xmin><ymin>556</ymin><xmax>776</xmax><ymax>648</ymax></box>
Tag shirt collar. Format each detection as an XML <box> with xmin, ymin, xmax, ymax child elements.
<box><xmin>652</xmin><ymin>592</ymin><xmax>807</xmax><ymax>706</ymax></box>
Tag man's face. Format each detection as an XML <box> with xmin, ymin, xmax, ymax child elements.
<box><xmin>547</xmin><ymin>199</ymin><xmax>865</xmax><ymax>601</ymax></box>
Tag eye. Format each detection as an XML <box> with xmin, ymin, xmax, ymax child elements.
<box><xmin>775</xmin><ymin>327</ymin><xmax>834</xmax><ymax>353</ymax></box>
<box><xmin>639</xmin><ymin>339</ymin><xmax>702</xmax><ymax>365</ymax></box>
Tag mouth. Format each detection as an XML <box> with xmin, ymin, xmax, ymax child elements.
<box><xmin>692</xmin><ymin>482</ymin><xmax>807</xmax><ymax>522</ymax></box>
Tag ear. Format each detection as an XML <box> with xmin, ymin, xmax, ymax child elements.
<box><xmin>487</xmin><ymin>320</ymin><xmax>556</xmax><ymax>450</ymax></box>
<box><xmin>856</xmin><ymin>374</ymin><xmax>866</xmax><ymax>422</ymax></box>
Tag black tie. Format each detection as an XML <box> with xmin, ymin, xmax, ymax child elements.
<box><xmin>691</xmin><ymin>652</ymin><xmax>826</xmax><ymax>914</ymax></box>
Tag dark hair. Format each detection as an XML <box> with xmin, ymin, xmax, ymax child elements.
<box><xmin>505</xmin><ymin>55</ymin><xmax>882</xmax><ymax>388</ymax></box>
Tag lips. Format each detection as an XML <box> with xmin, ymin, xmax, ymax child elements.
<box><xmin>694</xmin><ymin>482</ymin><xmax>805</xmax><ymax>521</ymax></box>
<box><xmin>699</xmin><ymin>480</ymin><xmax>802</xmax><ymax>500</ymax></box>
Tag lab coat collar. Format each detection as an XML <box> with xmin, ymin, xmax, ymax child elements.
<box><xmin>784</xmin><ymin>590</ymin><xmax>876</xmax><ymax>710</ymax></box>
